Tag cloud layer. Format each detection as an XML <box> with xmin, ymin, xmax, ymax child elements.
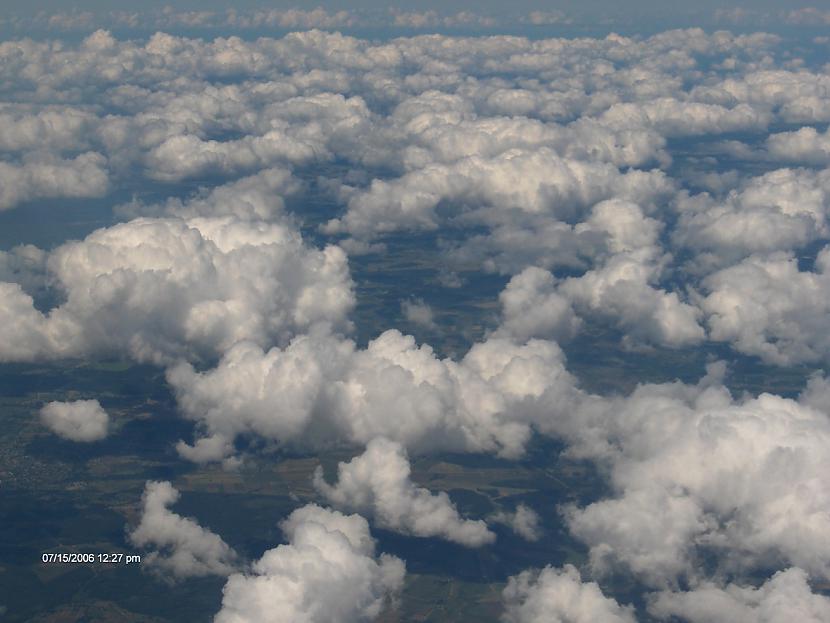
<box><xmin>1</xmin><ymin>27</ymin><xmax>829</xmax><ymax>361</ymax></box>
<box><xmin>4</xmin><ymin>22</ymin><xmax>830</xmax><ymax>623</ymax></box>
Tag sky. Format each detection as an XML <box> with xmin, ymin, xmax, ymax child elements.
<box><xmin>5</xmin><ymin>0</ymin><xmax>830</xmax><ymax>27</ymax></box>
<box><xmin>7</xmin><ymin>0</ymin><xmax>830</xmax><ymax>9</ymax></box>
<box><xmin>2</xmin><ymin>4</ymin><xmax>830</xmax><ymax>622</ymax></box>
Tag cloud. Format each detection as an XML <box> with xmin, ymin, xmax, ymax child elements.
<box><xmin>401</xmin><ymin>298</ymin><xmax>437</xmax><ymax>330</ymax></box>
<box><xmin>0</xmin><ymin>105</ymin><xmax>97</xmax><ymax>153</ymax></box>
<box><xmin>599</xmin><ymin>99</ymin><xmax>770</xmax><ymax>138</ymax></box>
<box><xmin>494</xmin><ymin>267</ymin><xmax>581</xmax><ymax>343</ymax></box>
<box><xmin>314</xmin><ymin>437</ymin><xmax>495</xmax><ymax>547</ymax></box>
<box><xmin>700</xmin><ymin>248</ymin><xmax>830</xmax><ymax>365</ymax></box>
<box><xmin>325</xmin><ymin>149</ymin><xmax>673</xmax><ymax>239</ymax></box>
<box><xmin>225</xmin><ymin>8</ymin><xmax>356</xmax><ymax>30</ymax></box>
<box><xmin>132</xmin><ymin>92</ymin><xmax>372</xmax><ymax>183</ymax></box>
<box><xmin>502</xmin><ymin>564</ymin><xmax>636</xmax><ymax>623</ymax></box>
<box><xmin>560</xmin><ymin>251</ymin><xmax>705</xmax><ymax>348</ymax></box>
<box><xmin>522</xmin><ymin>11</ymin><xmax>571</xmax><ymax>26</ymax></box>
<box><xmin>375</xmin><ymin>95</ymin><xmax>665</xmax><ymax>169</ymax></box>
<box><xmin>6</xmin><ymin>24</ymin><xmax>830</xmax><ymax>606</ymax></box>
<box><xmin>649</xmin><ymin>568</ymin><xmax>830</xmax><ymax>623</ymax></box>
<box><xmin>214</xmin><ymin>504</ymin><xmax>404</xmax><ymax>623</ymax></box>
<box><xmin>39</xmin><ymin>399</ymin><xmax>109</xmax><ymax>442</ymax></box>
<box><xmin>0</xmin><ymin>152</ymin><xmax>108</xmax><ymax>211</ymax></box>
<box><xmin>0</xmin><ymin>245</ymin><xmax>47</xmax><ymax>296</ymax></box>
<box><xmin>129</xmin><ymin>481</ymin><xmax>238</xmax><ymax>580</ymax></box>
<box><xmin>390</xmin><ymin>11</ymin><xmax>496</xmax><ymax>29</ymax></box>
<box><xmin>391</xmin><ymin>11</ymin><xmax>440</xmax><ymax>28</ymax></box>
<box><xmin>0</xmin><ymin>283</ymin><xmax>58</xmax><ymax>362</ymax></box>
<box><xmin>116</xmin><ymin>8</ymin><xmax>359</xmax><ymax>31</ymax></box>
<box><xmin>700</xmin><ymin>70</ymin><xmax>830</xmax><ymax>126</ymax></box>
<box><xmin>798</xmin><ymin>371</ymin><xmax>830</xmax><ymax>413</ymax></box>
<box><xmin>489</xmin><ymin>504</ymin><xmax>542</xmax><ymax>542</ymax></box>
<box><xmin>168</xmin><ymin>330</ymin><xmax>577</xmax><ymax>462</ymax></box>
<box><xmin>142</xmin><ymin>133</ymin><xmax>311</xmax><ymax>182</ymax></box>
<box><xmin>560</xmin><ymin>370</ymin><xmax>830</xmax><ymax>587</ymax></box>
<box><xmin>117</xmin><ymin>167</ymin><xmax>300</xmax><ymax>222</ymax></box>
<box><xmin>556</xmin><ymin>200</ymin><xmax>705</xmax><ymax>348</ymax></box>
<box><xmin>35</xmin><ymin>10</ymin><xmax>97</xmax><ymax>31</ymax></box>
<box><xmin>674</xmin><ymin>168</ymin><xmax>830</xmax><ymax>273</ymax></box>
<box><xmin>767</xmin><ymin>126</ymin><xmax>830</xmax><ymax>165</ymax></box>
<box><xmin>784</xmin><ymin>8</ymin><xmax>830</xmax><ymax>26</ymax></box>
<box><xmin>0</xmin><ymin>216</ymin><xmax>353</xmax><ymax>364</ymax></box>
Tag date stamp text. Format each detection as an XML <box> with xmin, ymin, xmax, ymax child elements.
<box><xmin>41</xmin><ymin>552</ymin><xmax>142</xmax><ymax>565</ymax></box>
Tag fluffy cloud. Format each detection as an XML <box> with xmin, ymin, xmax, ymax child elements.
<box><xmin>0</xmin><ymin>152</ymin><xmax>108</xmax><ymax>211</ymax></box>
<box><xmin>129</xmin><ymin>481</ymin><xmax>238</xmax><ymax>579</ymax></box>
<box><xmin>0</xmin><ymin>283</ymin><xmax>58</xmax><ymax>361</ymax></box>
<box><xmin>700</xmin><ymin>248</ymin><xmax>830</xmax><ymax>365</ymax></box>
<box><xmin>489</xmin><ymin>504</ymin><xmax>542</xmax><ymax>542</ymax></box>
<box><xmin>649</xmin><ymin>568</ymin><xmax>830</xmax><ymax>623</ymax></box>
<box><xmin>559</xmin><ymin>250</ymin><xmax>704</xmax><ymax>348</ymax></box>
<box><xmin>494</xmin><ymin>267</ymin><xmax>581</xmax><ymax>343</ymax></box>
<box><xmin>599</xmin><ymin>99</ymin><xmax>769</xmax><ymax>138</ymax></box>
<box><xmin>123</xmin><ymin>91</ymin><xmax>372</xmax><ymax>183</ymax></box>
<box><xmin>0</xmin><ymin>106</ymin><xmax>97</xmax><ymax>153</ymax></box>
<box><xmin>376</xmin><ymin>97</ymin><xmax>665</xmax><ymax>169</ymax></box>
<box><xmin>168</xmin><ymin>330</ymin><xmax>577</xmax><ymax>462</ymax></box>
<box><xmin>767</xmin><ymin>126</ymin><xmax>830</xmax><ymax>164</ymax></box>
<box><xmin>39</xmin><ymin>399</ymin><xmax>109</xmax><ymax>442</ymax></box>
<box><xmin>143</xmin><ymin>127</ymin><xmax>316</xmax><ymax>182</ymax></box>
<box><xmin>118</xmin><ymin>167</ymin><xmax>300</xmax><ymax>221</ymax></box>
<box><xmin>502</xmin><ymin>564</ymin><xmax>636</xmax><ymax>623</ymax></box>
<box><xmin>798</xmin><ymin>371</ymin><xmax>830</xmax><ymax>413</ymax></box>
<box><xmin>314</xmin><ymin>437</ymin><xmax>495</xmax><ymax>547</ymax></box>
<box><xmin>561</xmin><ymin>371</ymin><xmax>830</xmax><ymax>587</ymax></box>
<box><xmin>400</xmin><ymin>298</ymin><xmax>437</xmax><ymax>330</ymax></box>
<box><xmin>214</xmin><ymin>504</ymin><xmax>404</xmax><ymax>623</ymax></box>
<box><xmin>556</xmin><ymin>200</ymin><xmax>704</xmax><ymax>348</ymax></box>
<box><xmin>0</xmin><ymin>245</ymin><xmax>47</xmax><ymax>296</ymax></box>
<box><xmin>674</xmin><ymin>168</ymin><xmax>830</xmax><ymax>272</ymax></box>
<box><xmin>688</xmin><ymin>69</ymin><xmax>830</xmax><ymax>126</ymax></box>
<box><xmin>325</xmin><ymin>149</ymin><xmax>672</xmax><ymax>239</ymax></box>
<box><xmin>0</xmin><ymin>216</ymin><xmax>353</xmax><ymax>364</ymax></box>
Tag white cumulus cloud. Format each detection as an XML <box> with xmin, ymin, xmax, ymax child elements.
<box><xmin>314</xmin><ymin>437</ymin><xmax>495</xmax><ymax>547</ymax></box>
<box><xmin>0</xmin><ymin>152</ymin><xmax>108</xmax><ymax>211</ymax></box>
<box><xmin>214</xmin><ymin>504</ymin><xmax>404</xmax><ymax>623</ymax></box>
<box><xmin>167</xmin><ymin>330</ymin><xmax>577</xmax><ymax>463</ymax></box>
<box><xmin>0</xmin><ymin>216</ymin><xmax>354</xmax><ymax>364</ymax></box>
<box><xmin>701</xmin><ymin>248</ymin><xmax>830</xmax><ymax>365</ymax></box>
<box><xmin>129</xmin><ymin>480</ymin><xmax>238</xmax><ymax>580</ymax></box>
<box><xmin>561</xmin><ymin>372</ymin><xmax>830</xmax><ymax>587</ymax></box>
<box><xmin>649</xmin><ymin>568</ymin><xmax>830</xmax><ymax>623</ymax></box>
<box><xmin>502</xmin><ymin>564</ymin><xmax>636</xmax><ymax>623</ymax></box>
<box><xmin>39</xmin><ymin>399</ymin><xmax>109</xmax><ymax>442</ymax></box>
<box><xmin>489</xmin><ymin>504</ymin><xmax>542</xmax><ymax>542</ymax></box>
